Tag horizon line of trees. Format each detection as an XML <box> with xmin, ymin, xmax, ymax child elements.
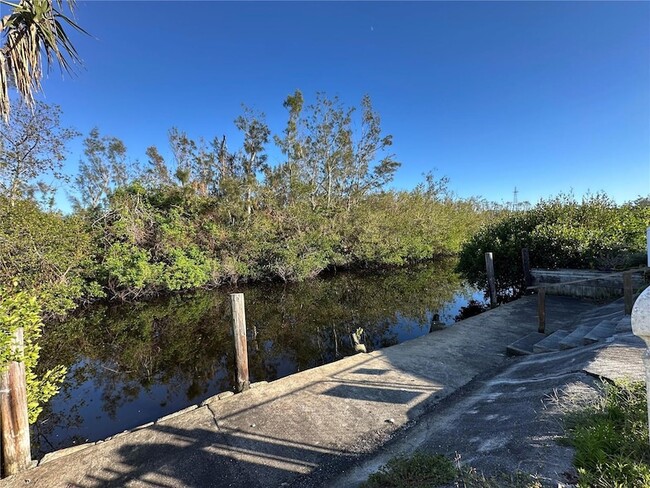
<box><xmin>2</xmin><ymin>91</ymin><xmax>404</xmax><ymax>214</ymax></box>
<box><xmin>2</xmin><ymin>91</ymin><xmax>648</xmax><ymax>318</ymax></box>
<box><xmin>0</xmin><ymin>91</ymin><xmax>492</xmax><ymax>317</ymax></box>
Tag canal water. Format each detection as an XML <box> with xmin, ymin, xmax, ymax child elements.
<box><xmin>35</xmin><ymin>260</ymin><xmax>484</xmax><ymax>455</ymax></box>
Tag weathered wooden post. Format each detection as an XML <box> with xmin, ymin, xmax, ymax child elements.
<box><xmin>647</xmin><ymin>227</ymin><xmax>650</xmax><ymax>267</ymax></box>
<box><xmin>631</xmin><ymin>285</ymin><xmax>650</xmax><ymax>444</ymax></box>
<box><xmin>521</xmin><ymin>248</ymin><xmax>532</xmax><ymax>288</ymax></box>
<box><xmin>537</xmin><ymin>288</ymin><xmax>546</xmax><ymax>334</ymax></box>
<box><xmin>0</xmin><ymin>327</ymin><xmax>31</xmax><ymax>477</ymax></box>
<box><xmin>485</xmin><ymin>252</ymin><xmax>497</xmax><ymax>308</ymax></box>
<box><xmin>624</xmin><ymin>271</ymin><xmax>634</xmax><ymax>316</ymax></box>
<box><xmin>230</xmin><ymin>293</ymin><xmax>250</xmax><ymax>392</ymax></box>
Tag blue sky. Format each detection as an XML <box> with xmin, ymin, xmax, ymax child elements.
<box><xmin>5</xmin><ymin>1</ymin><xmax>649</xmax><ymax>205</ymax></box>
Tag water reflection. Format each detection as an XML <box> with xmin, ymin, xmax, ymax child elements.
<box><xmin>35</xmin><ymin>260</ymin><xmax>482</xmax><ymax>454</ymax></box>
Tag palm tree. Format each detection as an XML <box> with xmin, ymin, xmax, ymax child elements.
<box><xmin>0</xmin><ymin>0</ymin><xmax>86</xmax><ymax>121</ymax></box>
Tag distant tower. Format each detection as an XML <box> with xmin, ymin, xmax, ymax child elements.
<box><xmin>513</xmin><ymin>187</ymin><xmax>519</xmax><ymax>211</ymax></box>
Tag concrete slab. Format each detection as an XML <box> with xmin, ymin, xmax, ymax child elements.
<box><xmin>533</xmin><ymin>330</ymin><xmax>570</xmax><ymax>353</ymax></box>
<box><xmin>616</xmin><ymin>316</ymin><xmax>632</xmax><ymax>333</ymax></box>
<box><xmin>583</xmin><ymin>320</ymin><xmax>618</xmax><ymax>344</ymax></box>
<box><xmin>559</xmin><ymin>325</ymin><xmax>594</xmax><ymax>350</ymax></box>
<box><xmin>507</xmin><ymin>332</ymin><xmax>546</xmax><ymax>356</ymax></box>
<box><xmin>578</xmin><ymin>300</ymin><xmax>624</xmax><ymax>319</ymax></box>
<box><xmin>575</xmin><ymin>315</ymin><xmax>616</xmax><ymax>329</ymax></box>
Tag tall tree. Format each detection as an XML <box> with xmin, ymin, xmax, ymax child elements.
<box><xmin>302</xmin><ymin>93</ymin><xmax>354</xmax><ymax>210</ymax></box>
<box><xmin>0</xmin><ymin>100</ymin><xmax>77</xmax><ymax>204</ymax></box>
<box><xmin>142</xmin><ymin>145</ymin><xmax>172</xmax><ymax>188</ymax></box>
<box><xmin>0</xmin><ymin>0</ymin><xmax>86</xmax><ymax>120</ymax></box>
<box><xmin>211</xmin><ymin>134</ymin><xmax>236</xmax><ymax>195</ymax></box>
<box><xmin>234</xmin><ymin>106</ymin><xmax>270</xmax><ymax>216</ymax></box>
<box><xmin>72</xmin><ymin>127</ymin><xmax>130</xmax><ymax>210</ymax></box>
<box><xmin>168</xmin><ymin>127</ymin><xmax>196</xmax><ymax>187</ymax></box>
<box><xmin>344</xmin><ymin>94</ymin><xmax>399</xmax><ymax>210</ymax></box>
<box><xmin>273</xmin><ymin>90</ymin><xmax>306</xmax><ymax>207</ymax></box>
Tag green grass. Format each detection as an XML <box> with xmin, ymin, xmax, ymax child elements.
<box><xmin>362</xmin><ymin>453</ymin><xmax>456</xmax><ymax>488</ymax></box>
<box><xmin>361</xmin><ymin>452</ymin><xmax>542</xmax><ymax>488</ymax></box>
<box><xmin>564</xmin><ymin>380</ymin><xmax>650</xmax><ymax>488</ymax></box>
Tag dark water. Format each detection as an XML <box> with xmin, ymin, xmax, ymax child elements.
<box><xmin>35</xmin><ymin>260</ymin><xmax>484</xmax><ymax>455</ymax></box>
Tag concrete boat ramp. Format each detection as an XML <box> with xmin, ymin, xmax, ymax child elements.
<box><xmin>1</xmin><ymin>295</ymin><xmax>643</xmax><ymax>487</ymax></box>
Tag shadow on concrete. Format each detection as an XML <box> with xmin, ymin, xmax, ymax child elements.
<box><xmin>351</xmin><ymin>368</ymin><xmax>390</xmax><ymax>376</ymax></box>
<box><xmin>322</xmin><ymin>384</ymin><xmax>421</xmax><ymax>404</ymax></box>
<box><xmin>72</xmin><ymin>422</ymin><xmax>348</xmax><ymax>488</ymax></box>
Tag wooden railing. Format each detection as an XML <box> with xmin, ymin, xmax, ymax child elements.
<box><xmin>527</xmin><ymin>268</ymin><xmax>649</xmax><ymax>334</ymax></box>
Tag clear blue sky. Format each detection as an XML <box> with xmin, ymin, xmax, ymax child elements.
<box><xmin>7</xmin><ymin>1</ymin><xmax>650</xmax><ymax>205</ymax></box>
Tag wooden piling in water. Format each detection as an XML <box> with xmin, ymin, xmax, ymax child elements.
<box><xmin>521</xmin><ymin>248</ymin><xmax>532</xmax><ymax>288</ymax></box>
<box><xmin>624</xmin><ymin>271</ymin><xmax>634</xmax><ymax>316</ymax></box>
<box><xmin>485</xmin><ymin>252</ymin><xmax>497</xmax><ymax>309</ymax></box>
<box><xmin>0</xmin><ymin>327</ymin><xmax>31</xmax><ymax>477</ymax></box>
<box><xmin>230</xmin><ymin>293</ymin><xmax>250</xmax><ymax>392</ymax></box>
<box><xmin>537</xmin><ymin>288</ymin><xmax>546</xmax><ymax>334</ymax></box>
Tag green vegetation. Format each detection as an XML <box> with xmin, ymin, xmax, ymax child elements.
<box><xmin>457</xmin><ymin>194</ymin><xmax>650</xmax><ymax>301</ymax></box>
<box><xmin>1</xmin><ymin>93</ymin><xmax>487</xmax><ymax>307</ymax></box>
<box><xmin>0</xmin><ymin>288</ymin><xmax>66</xmax><ymax>423</ymax></box>
<box><xmin>0</xmin><ymin>197</ymin><xmax>97</xmax><ymax>318</ymax></box>
<box><xmin>362</xmin><ymin>452</ymin><xmax>542</xmax><ymax>488</ymax></box>
<box><xmin>363</xmin><ymin>453</ymin><xmax>456</xmax><ymax>488</ymax></box>
<box><xmin>564</xmin><ymin>380</ymin><xmax>650</xmax><ymax>488</ymax></box>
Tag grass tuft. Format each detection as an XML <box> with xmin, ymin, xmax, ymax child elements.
<box><xmin>362</xmin><ymin>452</ymin><xmax>456</xmax><ymax>488</ymax></box>
<box><xmin>564</xmin><ymin>380</ymin><xmax>650</xmax><ymax>488</ymax></box>
<box><xmin>361</xmin><ymin>452</ymin><xmax>542</xmax><ymax>488</ymax></box>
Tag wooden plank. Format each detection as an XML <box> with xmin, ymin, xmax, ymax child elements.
<box><xmin>230</xmin><ymin>294</ymin><xmax>250</xmax><ymax>392</ymax></box>
<box><xmin>0</xmin><ymin>327</ymin><xmax>31</xmax><ymax>477</ymax></box>
<box><xmin>521</xmin><ymin>248</ymin><xmax>532</xmax><ymax>288</ymax></box>
<box><xmin>537</xmin><ymin>289</ymin><xmax>546</xmax><ymax>334</ymax></box>
<box><xmin>624</xmin><ymin>271</ymin><xmax>633</xmax><ymax>315</ymax></box>
<box><xmin>485</xmin><ymin>252</ymin><xmax>497</xmax><ymax>308</ymax></box>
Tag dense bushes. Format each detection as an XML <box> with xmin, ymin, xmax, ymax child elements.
<box><xmin>93</xmin><ymin>185</ymin><xmax>484</xmax><ymax>299</ymax></box>
<box><xmin>457</xmin><ymin>194</ymin><xmax>649</xmax><ymax>301</ymax></box>
<box><xmin>0</xmin><ymin>198</ymin><xmax>97</xmax><ymax>318</ymax></box>
<box><xmin>0</xmin><ymin>185</ymin><xmax>484</xmax><ymax>305</ymax></box>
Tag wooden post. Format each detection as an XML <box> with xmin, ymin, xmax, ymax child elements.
<box><xmin>485</xmin><ymin>252</ymin><xmax>497</xmax><ymax>309</ymax></box>
<box><xmin>521</xmin><ymin>248</ymin><xmax>532</xmax><ymax>288</ymax></box>
<box><xmin>230</xmin><ymin>293</ymin><xmax>250</xmax><ymax>392</ymax></box>
<box><xmin>647</xmin><ymin>227</ymin><xmax>650</xmax><ymax>267</ymax></box>
<box><xmin>0</xmin><ymin>327</ymin><xmax>31</xmax><ymax>477</ymax></box>
<box><xmin>537</xmin><ymin>288</ymin><xmax>546</xmax><ymax>334</ymax></box>
<box><xmin>624</xmin><ymin>271</ymin><xmax>634</xmax><ymax>316</ymax></box>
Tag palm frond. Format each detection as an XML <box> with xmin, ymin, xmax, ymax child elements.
<box><xmin>0</xmin><ymin>0</ymin><xmax>86</xmax><ymax>121</ymax></box>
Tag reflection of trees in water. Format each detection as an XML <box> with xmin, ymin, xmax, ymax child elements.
<box><xmin>37</xmin><ymin>260</ymin><xmax>468</xmax><ymax>449</ymax></box>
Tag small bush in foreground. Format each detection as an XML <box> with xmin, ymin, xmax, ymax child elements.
<box><xmin>362</xmin><ymin>452</ymin><xmax>542</xmax><ymax>488</ymax></box>
<box><xmin>362</xmin><ymin>452</ymin><xmax>456</xmax><ymax>487</ymax></box>
<box><xmin>564</xmin><ymin>380</ymin><xmax>650</xmax><ymax>488</ymax></box>
<box><xmin>0</xmin><ymin>288</ymin><xmax>66</xmax><ymax>423</ymax></box>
